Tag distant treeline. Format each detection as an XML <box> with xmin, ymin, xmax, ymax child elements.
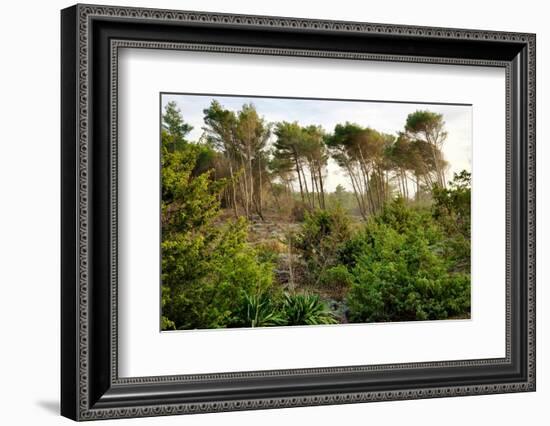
<box><xmin>162</xmin><ymin>100</ymin><xmax>451</xmax><ymax>219</ymax></box>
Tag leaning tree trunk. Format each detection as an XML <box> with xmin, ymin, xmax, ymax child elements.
<box><xmin>240</xmin><ymin>158</ymin><xmax>250</xmax><ymax>219</ymax></box>
<box><xmin>248</xmin><ymin>148</ymin><xmax>255</xmax><ymax>218</ymax></box>
<box><xmin>228</xmin><ymin>159</ymin><xmax>239</xmax><ymax>218</ymax></box>
<box><xmin>300</xmin><ymin>163</ymin><xmax>313</xmax><ymax>209</ymax></box>
<box><xmin>268</xmin><ymin>178</ymin><xmax>281</xmax><ymax>211</ymax></box>
<box><xmin>318</xmin><ymin>163</ymin><xmax>326</xmax><ymax>209</ymax></box>
<box><xmin>293</xmin><ymin>155</ymin><xmax>305</xmax><ymax>204</ymax></box>
<box><xmin>346</xmin><ymin>164</ymin><xmax>367</xmax><ymax>219</ymax></box>
<box><xmin>310</xmin><ymin>164</ymin><xmax>321</xmax><ymax>209</ymax></box>
<box><xmin>255</xmin><ymin>158</ymin><xmax>264</xmax><ymax>220</ymax></box>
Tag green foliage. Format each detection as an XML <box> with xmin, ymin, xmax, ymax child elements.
<box><xmin>325</xmin><ymin>122</ymin><xmax>364</xmax><ymax>152</ymax></box>
<box><xmin>230</xmin><ymin>291</ymin><xmax>337</xmax><ymax>327</ymax></box>
<box><xmin>432</xmin><ymin>171</ymin><xmax>471</xmax><ymax>271</ymax></box>
<box><xmin>203</xmin><ymin>100</ymin><xmax>271</xmax><ymax>218</ymax></box>
<box><xmin>345</xmin><ymin>199</ymin><xmax>470</xmax><ymax>322</ymax></box>
<box><xmin>404</xmin><ymin>110</ymin><xmax>448</xmax><ymax>187</ymax></box>
<box><xmin>325</xmin><ymin>123</ymin><xmax>387</xmax><ymax>173</ymax></box>
<box><xmin>273</xmin><ymin>122</ymin><xmax>328</xmax><ymax>210</ymax></box>
<box><xmin>161</xmin><ymin>316</ymin><xmax>176</xmax><ymax>331</ymax></box>
<box><xmin>202</xmin><ymin>100</ymin><xmax>238</xmax><ymax>151</ymax></box>
<box><xmin>161</xmin><ymin>143</ymin><xmax>225</xmax><ymax>235</ymax></box>
<box><xmin>236</xmin><ymin>103</ymin><xmax>271</xmax><ymax>153</ymax></box>
<box><xmin>273</xmin><ymin>121</ymin><xmax>304</xmax><ymax>155</ymax></box>
<box><xmin>294</xmin><ymin>206</ymin><xmax>352</xmax><ymax>286</ymax></box>
<box><xmin>162</xmin><ymin>215</ymin><xmax>275</xmax><ymax>329</ymax></box>
<box><xmin>161</xmin><ymin>104</ymin><xmax>276</xmax><ymax>330</ymax></box>
<box><xmin>319</xmin><ymin>265</ymin><xmax>354</xmax><ymax>301</ymax></box>
<box><xmin>281</xmin><ymin>293</ymin><xmax>337</xmax><ymax>325</ymax></box>
<box><xmin>230</xmin><ymin>292</ymin><xmax>287</xmax><ymax>328</ymax></box>
<box><xmin>405</xmin><ymin>110</ymin><xmax>445</xmax><ymax>136</ymax></box>
<box><xmin>325</xmin><ymin>123</ymin><xmax>396</xmax><ymax>217</ymax></box>
<box><xmin>192</xmin><ymin>144</ymin><xmax>219</xmax><ymax>176</ymax></box>
<box><xmin>162</xmin><ymin>101</ymin><xmax>193</xmax><ymax>152</ymax></box>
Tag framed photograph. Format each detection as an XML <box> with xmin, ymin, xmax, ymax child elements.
<box><xmin>61</xmin><ymin>4</ymin><xmax>536</xmax><ymax>421</ymax></box>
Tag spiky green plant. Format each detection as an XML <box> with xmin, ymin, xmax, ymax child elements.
<box><xmin>232</xmin><ymin>293</ymin><xmax>287</xmax><ymax>328</ymax></box>
<box><xmin>282</xmin><ymin>293</ymin><xmax>337</xmax><ymax>326</ymax></box>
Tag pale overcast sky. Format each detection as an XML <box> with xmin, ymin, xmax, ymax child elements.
<box><xmin>161</xmin><ymin>94</ymin><xmax>472</xmax><ymax>192</ymax></box>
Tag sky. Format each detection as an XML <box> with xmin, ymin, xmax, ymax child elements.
<box><xmin>161</xmin><ymin>93</ymin><xmax>472</xmax><ymax>192</ymax></box>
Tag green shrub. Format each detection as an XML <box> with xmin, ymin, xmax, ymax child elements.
<box><xmin>294</xmin><ymin>206</ymin><xmax>352</xmax><ymax>287</ymax></box>
<box><xmin>230</xmin><ymin>291</ymin><xmax>337</xmax><ymax>327</ymax></box>
<box><xmin>337</xmin><ymin>234</ymin><xmax>369</xmax><ymax>269</ymax></box>
<box><xmin>162</xmin><ymin>218</ymin><xmax>275</xmax><ymax>330</ymax></box>
<box><xmin>346</xmin><ymin>200</ymin><xmax>470</xmax><ymax>323</ymax></box>
<box><xmin>161</xmin><ymin>140</ymin><xmax>276</xmax><ymax>330</ymax></box>
<box><xmin>161</xmin><ymin>316</ymin><xmax>176</xmax><ymax>331</ymax></box>
<box><xmin>319</xmin><ymin>265</ymin><xmax>354</xmax><ymax>300</ymax></box>
<box><xmin>282</xmin><ymin>293</ymin><xmax>337</xmax><ymax>325</ymax></box>
<box><xmin>432</xmin><ymin>170</ymin><xmax>471</xmax><ymax>272</ymax></box>
<box><xmin>230</xmin><ymin>292</ymin><xmax>286</xmax><ymax>328</ymax></box>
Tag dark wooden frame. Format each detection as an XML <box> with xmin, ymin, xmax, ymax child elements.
<box><xmin>61</xmin><ymin>4</ymin><xmax>536</xmax><ymax>421</ymax></box>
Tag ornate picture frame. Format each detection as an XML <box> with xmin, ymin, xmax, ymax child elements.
<box><xmin>61</xmin><ymin>4</ymin><xmax>535</xmax><ymax>421</ymax></box>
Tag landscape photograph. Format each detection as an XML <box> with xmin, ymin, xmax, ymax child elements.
<box><xmin>160</xmin><ymin>94</ymin><xmax>472</xmax><ymax>331</ymax></box>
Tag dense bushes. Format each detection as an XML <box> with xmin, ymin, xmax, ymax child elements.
<box><xmin>162</xmin><ymin>214</ymin><xmax>276</xmax><ymax>330</ymax></box>
<box><xmin>161</xmin><ymin>134</ymin><xmax>276</xmax><ymax>330</ymax></box>
<box><xmin>162</xmin><ymin>147</ymin><xmax>472</xmax><ymax>328</ymax></box>
<box><xmin>319</xmin><ymin>265</ymin><xmax>354</xmax><ymax>301</ymax></box>
<box><xmin>291</xmin><ymin>200</ymin><xmax>471</xmax><ymax>323</ymax></box>
<box><xmin>344</xmin><ymin>198</ymin><xmax>470</xmax><ymax>322</ymax></box>
<box><xmin>432</xmin><ymin>170</ymin><xmax>471</xmax><ymax>271</ymax></box>
<box><xmin>161</xmin><ymin>139</ymin><xmax>336</xmax><ymax>330</ymax></box>
<box><xmin>293</xmin><ymin>206</ymin><xmax>352</xmax><ymax>287</ymax></box>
